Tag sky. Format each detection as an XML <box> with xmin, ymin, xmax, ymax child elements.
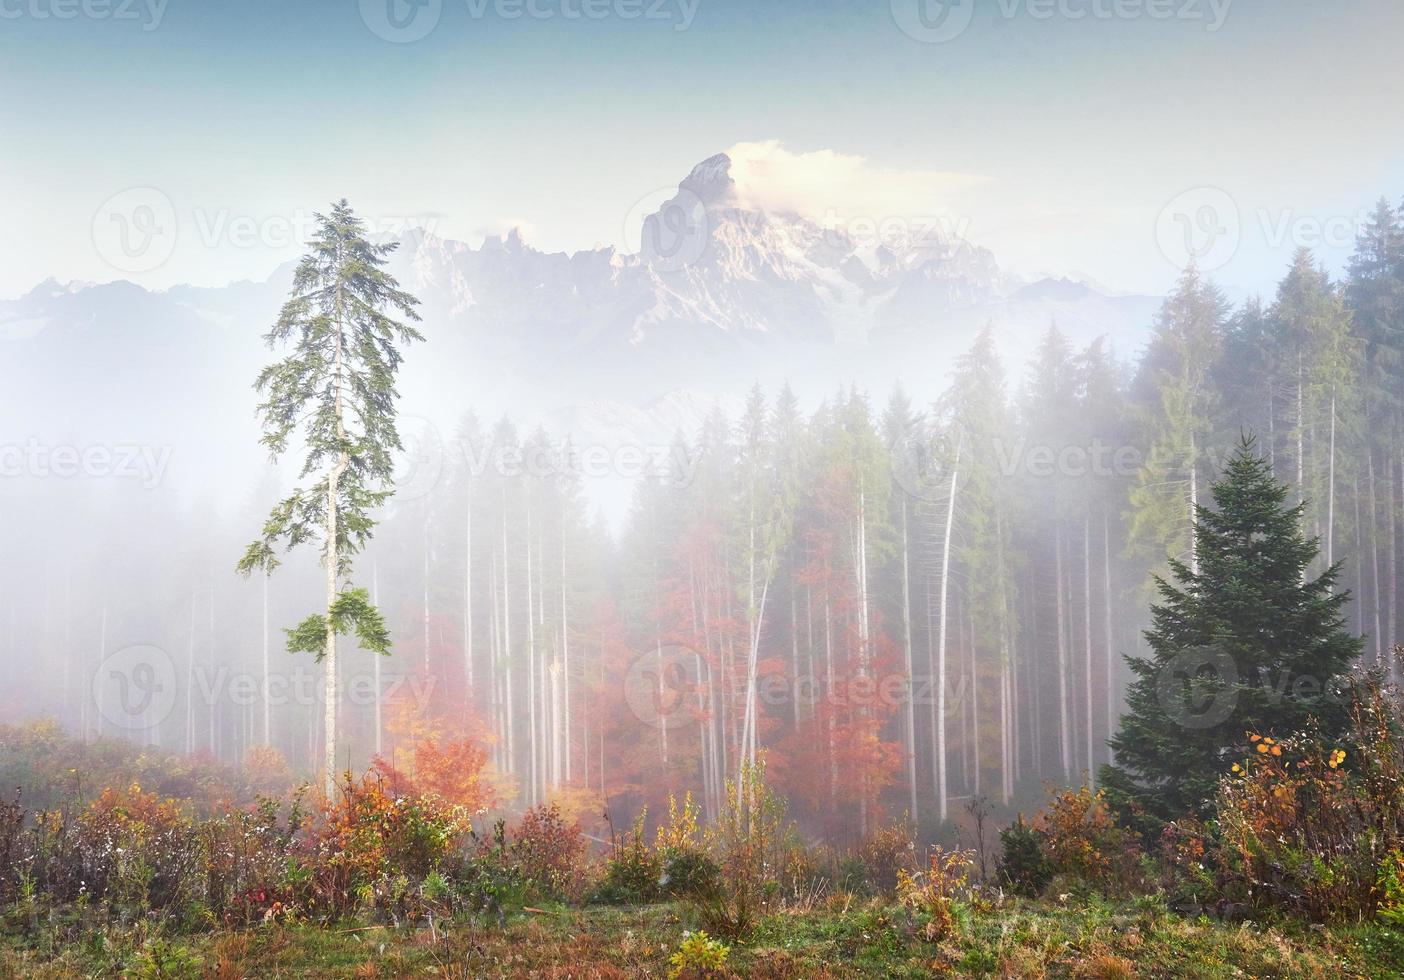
<box><xmin>2</xmin><ymin>0</ymin><xmax>1403</xmax><ymax>302</ymax></box>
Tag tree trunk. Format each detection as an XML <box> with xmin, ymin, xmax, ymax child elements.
<box><xmin>936</xmin><ymin>431</ymin><xmax>962</xmax><ymax>821</ymax></box>
<box><xmin>1369</xmin><ymin>453</ymin><xmax>1384</xmax><ymax>663</ymax></box>
<box><xmin>561</xmin><ymin>522</ymin><xmax>570</xmax><ymax>785</ymax></box>
<box><xmin>1189</xmin><ymin>433</ymin><xmax>1199</xmax><ymax>577</ymax></box>
<box><xmin>1327</xmin><ymin>391</ymin><xmax>1336</xmax><ymax>568</ymax></box>
<box><xmin>373</xmin><ymin>563</ymin><xmax>383</xmax><ymax>758</ymax></box>
<box><xmin>464</xmin><ymin>487</ymin><xmax>474</xmax><ymax>705</ymax></box>
<box><xmin>1055</xmin><ymin>526</ymin><xmax>1071</xmax><ymax>782</ymax></box>
<box><xmin>1102</xmin><ymin>510</ymin><xmax>1115</xmax><ymax>766</ymax></box>
<box><xmin>1083</xmin><ymin>516</ymin><xmax>1094</xmax><ymax>789</ymax></box>
<box><xmin>900</xmin><ymin>496</ymin><xmax>918</xmax><ymax>823</ymax></box>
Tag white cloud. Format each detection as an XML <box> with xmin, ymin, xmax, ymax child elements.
<box><xmin>723</xmin><ymin>140</ymin><xmax>991</xmax><ymax>230</ymax></box>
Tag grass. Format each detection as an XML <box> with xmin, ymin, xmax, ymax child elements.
<box><xmin>0</xmin><ymin>898</ymin><xmax>1401</xmax><ymax>978</ymax></box>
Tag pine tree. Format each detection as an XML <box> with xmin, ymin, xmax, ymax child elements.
<box><xmin>1102</xmin><ymin>436</ymin><xmax>1360</xmax><ymax>825</ymax></box>
<box><xmin>237</xmin><ymin>200</ymin><xmax>423</xmax><ymax>796</ymax></box>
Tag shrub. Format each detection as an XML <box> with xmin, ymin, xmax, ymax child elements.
<box><xmin>896</xmin><ymin>845</ymin><xmax>974</xmax><ymax>943</ymax></box>
<box><xmin>691</xmin><ymin>762</ymin><xmax>790</xmax><ymax>938</ymax></box>
<box><xmin>508</xmin><ymin>802</ymin><xmax>586</xmax><ymax>902</ymax></box>
<box><xmin>1207</xmin><ymin>668</ymin><xmax>1404</xmax><ymax>921</ymax></box>
<box><xmin>668</xmin><ymin>929</ymin><xmax>731</xmax><ymax>980</ymax></box>
<box><xmin>997</xmin><ymin>815</ymin><xmax>1051</xmax><ymax>897</ymax></box>
<box><xmin>595</xmin><ymin>810</ymin><xmax>661</xmax><ymax>904</ymax></box>
<box><xmin>1038</xmin><ymin>785</ymin><xmax>1142</xmax><ymax>895</ymax></box>
<box><xmin>459</xmin><ymin>820</ymin><xmax>529</xmax><ymax>924</ymax></box>
<box><xmin>311</xmin><ymin>774</ymin><xmax>474</xmax><ymax>919</ymax></box>
<box><xmin>657</xmin><ymin>794</ymin><xmax>719</xmax><ymax>899</ymax></box>
<box><xmin>857</xmin><ymin>819</ymin><xmax>916</xmax><ymax>896</ymax></box>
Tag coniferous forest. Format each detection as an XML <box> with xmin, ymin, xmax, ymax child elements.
<box><xmin>0</xmin><ymin>200</ymin><xmax>1402</xmax><ymax>976</ymax></box>
<box><xmin>6</xmin><ymin>5</ymin><xmax>1404</xmax><ymax>975</ymax></box>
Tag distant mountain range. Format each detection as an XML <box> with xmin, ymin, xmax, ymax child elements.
<box><xmin>2</xmin><ymin>152</ymin><xmax>1161</xmax><ymax>503</ymax></box>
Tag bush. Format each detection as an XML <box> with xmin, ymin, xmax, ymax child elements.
<box><xmin>668</xmin><ymin>929</ymin><xmax>731</xmax><ymax>979</ymax></box>
<box><xmin>594</xmin><ymin>810</ymin><xmax>661</xmax><ymax>904</ymax></box>
<box><xmin>311</xmin><ymin>774</ymin><xmax>474</xmax><ymax>918</ymax></box>
<box><xmin>897</xmin><ymin>845</ymin><xmax>974</xmax><ymax>943</ymax></box>
<box><xmin>1038</xmin><ymin>785</ymin><xmax>1143</xmax><ymax>895</ymax></box>
<box><xmin>857</xmin><ymin>819</ymin><xmax>916</xmax><ymax>896</ymax></box>
<box><xmin>657</xmin><ymin>793</ymin><xmax>720</xmax><ymax>899</ymax></box>
<box><xmin>997</xmin><ymin>815</ymin><xmax>1051</xmax><ymax>897</ymax></box>
<box><xmin>1206</xmin><ymin>669</ymin><xmax>1404</xmax><ymax>922</ymax></box>
<box><xmin>690</xmin><ymin>762</ymin><xmax>790</xmax><ymax>938</ymax></box>
<box><xmin>507</xmin><ymin>802</ymin><xmax>586</xmax><ymax>902</ymax></box>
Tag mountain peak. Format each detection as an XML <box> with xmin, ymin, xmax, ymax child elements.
<box><xmin>679</xmin><ymin>153</ymin><xmax>735</xmax><ymax>204</ymax></box>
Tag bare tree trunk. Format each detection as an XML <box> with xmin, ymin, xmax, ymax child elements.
<box><xmin>900</xmin><ymin>496</ymin><xmax>918</xmax><ymax>823</ymax></box>
<box><xmin>373</xmin><ymin>563</ymin><xmax>382</xmax><ymax>758</ymax></box>
<box><xmin>185</xmin><ymin>592</ymin><xmax>196</xmax><ymax>754</ymax></box>
<box><xmin>423</xmin><ymin>507</ymin><xmax>431</xmax><ymax>675</ymax></box>
<box><xmin>936</xmin><ymin>431</ymin><xmax>962</xmax><ymax>821</ymax></box>
<box><xmin>1327</xmin><ymin>391</ymin><xmax>1336</xmax><ymax>568</ymax></box>
<box><xmin>1369</xmin><ymin>453</ymin><xmax>1384</xmax><ymax>664</ymax></box>
<box><xmin>1055</xmin><ymin>526</ymin><xmax>1071</xmax><ymax>783</ymax></box>
<box><xmin>464</xmin><ymin>488</ymin><xmax>474</xmax><ymax>705</ymax></box>
<box><xmin>1189</xmin><ymin>432</ymin><xmax>1199</xmax><ymax>577</ymax></box>
<box><xmin>1084</xmin><ymin>516</ymin><xmax>1095</xmax><ymax>789</ymax></box>
<box><xmin>1389</xmin><ymin>453</ymin><xmax>1400</xmax><ymax>680</ymax></box>
<box><xmin>502</xmin><ymin>497</ymin><xmax>515</xmax><ymax>777</ymax></box>
<box><xmin>561</xmin><ymin>523</ymin><xmax>570</xmax><ymax>785</ymax></box>
<box><xmin>526</xmin><ymin>493</ymin><xmax>538</xmax><ymax>805</ymax></box>
<box><xmin>996</xmin><ymin>508</ymin><xmax>1012</xmax><ymax>804</ymax></box>
<box><xmin>1102</xmin><ymin>510</ymin><xmax>1115</xmax><ymax>766</ymax></box>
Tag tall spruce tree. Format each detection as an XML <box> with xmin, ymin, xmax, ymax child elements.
<box><xmin>1102</xmin><ymin>436</ymin><xmax>1360</xmax><ymax>825</ymax></box>
<box><xmin>237</xmin><ymin>201</ymin><xmax>423</xmax><ymax>795</ymax></box>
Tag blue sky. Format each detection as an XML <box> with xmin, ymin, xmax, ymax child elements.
<box><xmin>2</xmin><ymin>0</ymin><xmax>1402</xmax><ymax>300</ymax></box>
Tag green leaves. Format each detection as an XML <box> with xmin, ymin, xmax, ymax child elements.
<box><xmin>237</xmin><ymin>200</ymin><xmax>422</xmax><ymax>664</ymax></box>
<box><xmin>284</xmin><ymin>587</ymin><xmax>391</xmax><ymax>661</ymax></box>
<box><xmin>1105</xmin><ymin>436</ymin><xmax>1361</xmax><ymax>826</ymax></box>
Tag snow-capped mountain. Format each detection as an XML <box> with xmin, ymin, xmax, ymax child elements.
<box><xmin>1</xmin><ymin>151</ymin><xmax>1160</xmax><ymax>508</ymax></box>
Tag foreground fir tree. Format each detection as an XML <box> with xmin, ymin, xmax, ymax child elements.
<box><xmin>237</xmin><ymin>201</ymin><xmax>423</xmax><ymax>795</ymax></box>
<box><xmin>1102</xmin><ymin>436</ymin><xmax>1360</xmax><ymax>825</ymax></box>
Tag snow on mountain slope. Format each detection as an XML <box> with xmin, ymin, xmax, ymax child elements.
<box><xmin>2</xmin><ymin>151</ymin><xmax>1160</xmax><ymax>511</ymax></box>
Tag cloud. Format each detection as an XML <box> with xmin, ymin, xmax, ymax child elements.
<box><xmin>723</xmin><ymin>140</ymin><xmax>991</xmax><ymax>229</ymax></box>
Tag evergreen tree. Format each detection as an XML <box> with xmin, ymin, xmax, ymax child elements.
<box><xmin>1102</xmin><ymin>436</ymin><xmax>1360</xmax><ymax>825</ymax></box>
<box><xmin>1126</xmin><ymin>265</ymin><xmax>1228</xmax><ymax>586</ymax></box>
<box><xmin>237</xmin><ymin>200</ymin><xmax>423</xmax><ymax>795</ymax></box>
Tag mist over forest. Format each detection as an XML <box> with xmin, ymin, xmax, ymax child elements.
<box><xmin>6</xmin><ymin>2</ymin><xmax>1404</xmax><ymax>974</ymax></box>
